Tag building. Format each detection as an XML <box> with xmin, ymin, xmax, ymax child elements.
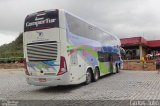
<box><xmin>120</xmin><ymin>37</ymin><xmax>160</xmax><ymax>60</ymax></box>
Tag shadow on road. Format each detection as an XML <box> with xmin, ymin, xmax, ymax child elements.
<box><xmin>34</xmin><ymin>83</ymin><xmax>85</xmax><ymax>93</ymax></box>
<box><xmin>99</xmin><ymin>72</ymin><xmax>119</xmax><ymax>79</ymax></box>
<box><xmin>31</xmin><ymin>72</ymin><xmax>120</xmax><ymax>93</ymax></box>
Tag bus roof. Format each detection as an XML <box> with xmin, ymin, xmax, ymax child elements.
<box><xmin>25</xmin><ymin>9</ymin><xmax>121</xmax><ymax>46</ymax></box>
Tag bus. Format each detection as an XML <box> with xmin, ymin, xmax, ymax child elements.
<box><xmin>23</xmin><ymin>9</ymin><xmax>122</xmax><ymax>86</ymax></box>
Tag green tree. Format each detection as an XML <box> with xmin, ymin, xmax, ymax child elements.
<box><xmin>0</xmin><ymin>33</ymin><xmax>23</xmax><ymax>61</ymax></box>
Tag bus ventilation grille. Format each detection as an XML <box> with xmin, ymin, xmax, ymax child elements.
<box><xmin>27</xmin><ymin>42</ymin><xmax>58</xmax><ymax>61</ymax></box>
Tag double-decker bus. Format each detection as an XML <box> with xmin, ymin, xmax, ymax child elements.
<box><xmin>23</xmin><ymin>9</ymin><xmax>122</xmax><ymax>86</ymax></box>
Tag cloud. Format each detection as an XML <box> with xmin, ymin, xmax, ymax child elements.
<box><xmin>0</xmin><ymin>32</ymin><xmax>18</xmax><ymax>46</ymax></box>
<box><xmin>0</xmin><ymin>0</ymin><xmax>160</xmax><ymax>46</ymax></box>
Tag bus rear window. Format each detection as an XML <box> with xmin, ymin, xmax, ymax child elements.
<box><xmin>24</xmin><ymin>10</ymin><xmax>59</xmax><ymax>32</ymax></box>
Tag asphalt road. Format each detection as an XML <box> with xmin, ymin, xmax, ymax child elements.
<box><xmin>0</xmin><ymin>69</ymin><xmax>160</xmax><ymax>101</ymax></box>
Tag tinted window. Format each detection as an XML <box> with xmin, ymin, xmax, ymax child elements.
<box><xmin>111</xmin><ymin>54</ymin><xmax>119</xmax><ymax>62</ymax></box>
<box><xmin>24</xmin><ymin>10</ymin><xmax>59</xmax><ymax>32</ymax></box>
<box><xmin>98</xmin><ymin>52</ymin><xmax>110</xmax><ymax>62</ymax></box>
<box><xmin>66</xmin><ymin>13</ymin><xmax>97</xmax><ymax>40</ymax></box>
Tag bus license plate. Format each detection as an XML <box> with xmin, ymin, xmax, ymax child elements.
<box><xmin>39</xmin><ymin>78</ymin><xmax>46</xmax><ymax>82</ymax></box>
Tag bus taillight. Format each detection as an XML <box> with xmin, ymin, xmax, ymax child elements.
<box><xmin>24</xmin><ymin>58</ymin><xmax>30</xmax><ymax>76</ymax></box>
<box><xmin>57</xmin><ymin>56</ymin><xmax>67</xmax><ymax>76</ymax></box>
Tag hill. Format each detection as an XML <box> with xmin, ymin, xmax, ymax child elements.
<box><xmin>0</xmin><ymin>33</ymin><xmax>23</xmax><ymax>62</ymax></box>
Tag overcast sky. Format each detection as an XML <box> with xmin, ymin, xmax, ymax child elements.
<box><xmin>0</xmin><ymin>0</ymin><xmax>160</xmax><ymax>45</ymax></box>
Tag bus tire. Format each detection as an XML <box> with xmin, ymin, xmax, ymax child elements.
<box><xmin>93</xmin><ymin>67</ymin><xmax>100</xmax><ymax>82</ymax></box>
<box><xmin>85</xmin><ymin>69</ymin><xmax>92</xmax><ymax>85</ymax></box>
<box><xmin>116</xmin><ymin>64</ymin><xmax>119</xmax><ymax>73</ymax></box>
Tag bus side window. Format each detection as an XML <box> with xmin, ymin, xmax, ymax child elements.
<box><xmin>98</xmin><ymin>52</ymin><xmax>109</xmax><ymax>62</ymax></box>
<box><xmin>112</xmin><ymin>54</ymin><xmax>119</xmax><ymax>62</ymax></box>
<box><xmin>70</xmin><ymin>52</ymin><xmax>78</xmax><ymax>65</ymax></box>
<box><xmin>109</xmin><ymin>54</ymin><xmax>112</xmax><ymax>62</ymax></box>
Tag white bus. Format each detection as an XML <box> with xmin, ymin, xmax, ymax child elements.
<box><xmin>23</xmin><ymin>9</ymin><xmax>122</xmax><ymax>86</ymax></box>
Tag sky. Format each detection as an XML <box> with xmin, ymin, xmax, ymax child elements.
<box><xmin>0</xmin><ymin>0</ymin><xmax>160</xmax><ymax>45</ymax></box>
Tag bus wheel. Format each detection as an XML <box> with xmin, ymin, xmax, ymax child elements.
<box><xmin>93</xmin><ymin>67</ymin><xmax>100</xmax><ymax>82</ymax></box>
<box><xmin>116</xmin><ymin>64</ymin><xmax>119</xmax><ymax>73</ymax></box>
<box><xmin>85</xmin><ymin>69</ymin><xmax>92</xmax><ymax>85</ymax></box>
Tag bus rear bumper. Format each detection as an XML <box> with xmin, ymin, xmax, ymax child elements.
<box><xmin>26</xmin><ymin>73</ymin><xmax>70</xmax><ymax>86</ymax></box>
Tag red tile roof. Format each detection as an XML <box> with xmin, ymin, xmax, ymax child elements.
<box><xmin>120</xmin><ymin>37</ymin><xmax>160</xmax><ymax>47</ymax></box>
<box><xmin>147</xmin><ymin>40</ymin><xmax>160</xmax><ymax>47</ymax></box>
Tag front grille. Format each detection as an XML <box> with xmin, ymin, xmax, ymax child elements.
<box><xmin>27</xmin><ymin>41</ymin><xmax>58</xmax><ymax>61</ymax></box>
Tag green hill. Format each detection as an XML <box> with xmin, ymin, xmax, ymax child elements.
<box><xmin>0</xmin><ymin>33</ymin><xmax>23</xmax><ymax>62</ymax></box>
